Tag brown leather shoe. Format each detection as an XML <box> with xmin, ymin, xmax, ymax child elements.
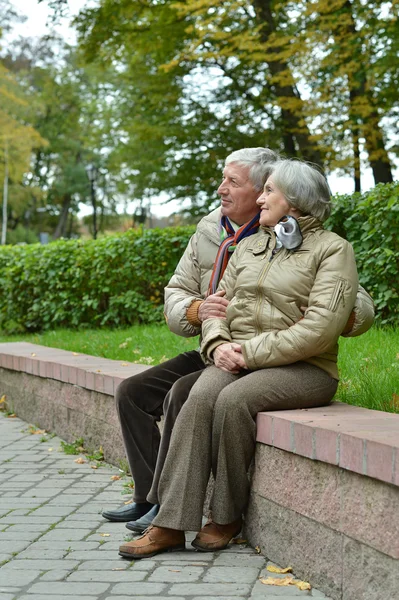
<box><xmin>191</xmin><ymin>517</ymin><xmax>242</xmax><ymax>552</ymax></box>
<box><xmin>119</xmin><ymin>526</ymin><xmax>185</xmax><ymax>559</ymax></box>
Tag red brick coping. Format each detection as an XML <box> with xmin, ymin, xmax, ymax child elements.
<box><xmin>256</xmin><ymin>403</ymin><xmax>399</xmax><ymax>488</ymax></box>
<box><xmin>0</xmin><ymin>341</ymin><xmax>149</xmax><ymax>397</ymax></box>
<box><xmin>1</xmin><ymin>341</ymin><xmax>398</xmax><ymax>488</ymax></box>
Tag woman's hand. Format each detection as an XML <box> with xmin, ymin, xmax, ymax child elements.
<box><xmin>214</xmin><ymin>343</ymin><xmax>247</xmax><ymax>373</ymax></box>
<box><xmin>198</xmin><ymin>290</ymin><xmax>229</xmax><ymax>322</ymax></box>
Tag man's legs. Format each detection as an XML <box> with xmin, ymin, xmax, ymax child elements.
<box><xmin>102</xmin><ymin>350</ymin><xmax>204</xmax><ymax>521</ymax></box>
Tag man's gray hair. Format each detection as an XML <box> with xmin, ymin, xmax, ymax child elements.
<box><xmin>225</xmin><ymin>147</ymin><xmax>280</xmax><ymax>192</ymax></box>
<box><xmin>269</xmin><ymin>159</ymin><xmax>332</xmax><ymax>222</ymax></box>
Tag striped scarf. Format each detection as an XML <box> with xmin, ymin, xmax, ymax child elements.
<box><xmin>208</xmin><ymin>213</ymin><xmax>260</xmax><ymax>294</ymax></box>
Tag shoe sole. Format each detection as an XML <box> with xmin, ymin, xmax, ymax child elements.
<box><xmin>191</xmin><ymin>539</ymin><xmax>230</xmax><ymax>552</ymax></box>
<box><xmin>119</xmin><ymin>544</ymin><xmax>186</xmax><ymax>560</ymax></box>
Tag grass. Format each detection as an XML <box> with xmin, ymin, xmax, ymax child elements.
<box><xmin>0</xmin><ymin>324</ymin><xmax>398</xmax><ymax>413</ymax></box>
<box><xmin>337</xmin><ymin>327</ymin><xmax>399</xmax><ymax>413</ymax></box>
<box><xmin>0</xmin><ymin>324</ymin><xmax>198</xmax><ymax>366</ymax></box>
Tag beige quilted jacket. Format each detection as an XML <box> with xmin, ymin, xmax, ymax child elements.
<box><xmin>201</xmin><ymin>216</ymin><xmax>360</xmax><ymax>380</ymax></box>
<box><xmin>164</xmin><ymin>209</ymin><xmax>374</xmax><ymax>344</ymax></box>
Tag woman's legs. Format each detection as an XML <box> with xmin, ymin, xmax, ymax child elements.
<box><xmin>153</xmin><ymin>366</ymin><xmax>243</xmax><ymax>532</ymax></box>
<box><xmin>209</xmin><ymin>362</ymin><xmax>338</xmax><ymax>524</ymax></box>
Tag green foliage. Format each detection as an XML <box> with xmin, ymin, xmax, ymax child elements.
<box><xmin>60</xmin><ymin>437</ymin><xmax>85</xmax><ymax>455</ymax></box>
<box><xmin>325</xmin><ymin>182</ymin><xmax>399</xmax><ymax>325</ymax></box>
<box><xmin>0</xmin><ymin>226</ymin><xmax>194</xmax><ymax>333</ymax></box>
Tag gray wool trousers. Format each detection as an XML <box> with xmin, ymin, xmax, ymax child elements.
<box><xmin>115</xmin><ymin>350</ymin><xmax>205</xmax><ymax>503</ymax></box>
<box><xmin>153</xmin><ymin>362</ymin><xmax>338</xmax><ymax>532</ymax></box>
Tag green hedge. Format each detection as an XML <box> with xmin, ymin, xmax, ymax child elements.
<box><xmin>0</xmin><ymin>182</ymin><xmax>398</xmax><ymax>333</ymax></box>
<box><xmin>325</xmin><ymin>182</ymin><xmax>399</xmax><ymax>326</ymax></box>
<box><xmin>0</xmin><ymin>227</ymin><xmax>194</xmax><ymax>333</ymax></box>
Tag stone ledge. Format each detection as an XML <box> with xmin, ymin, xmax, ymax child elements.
<box><xmin>256</xmin><ymin>403</ymin><xmax>399</xmax><ymax>488</ymax></box>
<box><xmin>0</xmin><ymin>341</ymin><xmax>150</xmax><ymax>396</ymax></box>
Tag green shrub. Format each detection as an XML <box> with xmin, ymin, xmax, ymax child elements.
<box><xmin>0</xmin><ymin>181</ymin><xmax>397</xmax><ymax>333</ymax></box>
<box><xmin>325</xmin><ymin>181</ymin><xmax>399</xmax><ymax>325</ymax></box>
<box><xmin>0</xmin><ymin>227</ymin><xmax>194</xmax><ymax>333</ymax></box>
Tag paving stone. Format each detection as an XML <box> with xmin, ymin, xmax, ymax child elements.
<box><xmin>0</xmin><ymin>531</ymin><xmax>40</xmax><ymax>541</ymax></box>
<box><xmin>148</xmin><ymin>565</ymin><xmax>204</xmax><ymax>583</ymax></box>
<box><xmin>214</xmin><ymin>554</ymin><xmax>266</xmax><ymax>567</ymax></box>
<box><xmin>18</xmin><ymin>594</ymin><xmax>95</xmax><ymax>600</ymax></box>
<box><xmin>203</xmin><ymin>566</ymin><xmax>261</xmax><ymax>584</ymax></box>
<box><xmin>0</xmin><ymin>540</ymin><xmax>31</xmax><ymax>553</ymax></box>
<box><xmin>0</xmin><ymin>593</ymin><xmax>15</xmax><ymax>600</ymax></box>
<box><xmin>110</xmin><ymin>583</ymin><xmax>167</xmax><ymax>595</ymax></box>
<box><xmin>39</xmin><ymin>529</ymin><xmax>92</xmax><ymax>541</ymax></box>
<box><xmin>17</xmin><ymin>547</ymin><xmax>68</xmax><ymax>559</ymax></box>
<box><xmin>147</xmin><ymin>550</ymin><xmax>215</xmax><ymax>561</ymax></box>
<box><xmin>103</xmin><ymin>597</ymin><xmax>184</xmax><ymax>600</ymax></box>
<box><xmin>39</xmin><ymin>570</ymin><xmax>72</xmax><ymax>581</ymax></box>
<box><xmin>0</xmin><ymin>569</ymin><xmax>40</xmax><ymax>586</ymax></box>
<box><xmin>26</xmin><ymin>582</ymin><xmax>111</xmax><ymax>595</ymax></box>
<box><xmin>67</xmin><ymin>570</ymin><xmax>146</xmax><ymax>582</ymax></box>
<box><xmin>68</xmin><ymin>550</ymin><xmax>125</xmax><ymax>561</ymax></box>
<box><xmin>250</xmin><ymin>580</ymin><xmax>308</xmax><ymax>597</ymax></box>
<box><xmin>169</xmin><ymin>583</ymin><xmax>252</xmax><ymax>596</ymax></box>
<box><xmin>76</xmin><ymin>560</ymin><xmax>130</xmax><ymax>570</ymax></box>
<box><xmin>29</xmin><ymin>507</ymin><xmax>76</xmax><ymax>517</ymax></box>
<box><xmin>2</xmin><ymin>559</ymin><xmax>79</xmax><ymax>571</ymax></box>
<box><xmin>30</xmin><ymin>541</ymin><xmax>99</xmax><ymax>551</ymax></box>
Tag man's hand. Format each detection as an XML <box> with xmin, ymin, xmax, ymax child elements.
<box><xmin>198</xmin><ymin>290</ymin><xmax>229</xmax><ymax>322</ymax></box>
<box><xmin>214</xmin><ymin>342</ymin><xmax>247</xmax><ymax>373</ymax></box>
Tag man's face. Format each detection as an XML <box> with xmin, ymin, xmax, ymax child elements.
<box><xmin>217</xmin><ymin>163</ymin><xmax>261</xmax><ymax>225</ymax></box>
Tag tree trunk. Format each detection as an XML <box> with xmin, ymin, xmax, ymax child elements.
<box><xmin>339</xmin><ymin>1</ymin><xmax>393</xmax><ymax>185</ymax></box>
<box><xmin>53</xmin><ymin>194</ymin><xmax>71</xmax><ymax>239</ymax></box>
<box><xmin>1</xmin><ymin>140</ymin><xmax>9</xmax><ymax>245</ymax></box>
<box><xmin>252</xmin><ymin>0</ymin><xmax>323</xmax><ymax>166</ymax></box>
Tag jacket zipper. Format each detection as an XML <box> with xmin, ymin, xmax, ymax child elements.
<box><xmin>254</xmin><ymin>234</ymin><xmax>277</xmax><ymax>335</ymax></box>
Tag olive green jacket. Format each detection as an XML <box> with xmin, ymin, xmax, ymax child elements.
<box><xmin>201</xmin><ymin>216</ymin><xmax>359</xmax><ymax>380</ymax></box>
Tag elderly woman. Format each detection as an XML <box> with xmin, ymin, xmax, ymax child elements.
<box><xmin>119</xmin><ymin>159</ymin><xmax>359</xmax><ymax>559</ymax></box>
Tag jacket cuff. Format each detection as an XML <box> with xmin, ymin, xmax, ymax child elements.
<box><xmin>186</xmin><ymin>300</ymin><xmax>203</xmax><ymax>327</ymax></box>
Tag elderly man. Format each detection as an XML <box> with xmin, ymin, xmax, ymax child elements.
<box><xmin>103</xmin><ymin>147</ymin><xmax>374</xmax><ymax>532</ymax></box>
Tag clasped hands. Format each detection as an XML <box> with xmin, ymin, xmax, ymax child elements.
<box><xmin>199</xmin><ymin>290</ymin><xmax>247</xmax><ymax>373</ymax></box>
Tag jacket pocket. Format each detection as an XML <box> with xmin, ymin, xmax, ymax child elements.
<box><xmin>328</xmin><ymin>278</ymin><xmax>346</xmax><ymax>312</ymax></box>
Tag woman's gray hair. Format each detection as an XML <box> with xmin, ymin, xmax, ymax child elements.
<box><xmin>268</xmin><ymin>159</ymin><xmax>332</xmax><ymax>222</ymax></box>
<box><xmin>225</xmin><ymin>147</ymin><xmax>280</xmax><ymax>192</ymax></box>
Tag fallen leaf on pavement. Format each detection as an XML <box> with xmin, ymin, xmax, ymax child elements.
<box><xmin>232</xmin><ymin>538</ymin><xmax>248</xmax><ymax>545</ymax></box>
<box><xmin>254</xmin><ymin>545</ymin><xmax>261</xmax><ymax>554</ymax></box>
<box><xmin>48</xmin><ymin>448</ymin><xmax>53</xmax><ymax>452</ymax></box>
<box><xmin>112</xmin><ymin>568</ymin><xmax>124</xmax><ymax>571</ymax></box>
<box><xmin>100</xmin><ymin>533</ymin><xmax>110</xmax><ymax>537</ymax></box>
<box><xmin>31</xmin><ymin>353</ymin><xmax>36</xmax><ymax>356</ymax></box>
<box><xmin>110</xmin><ymin>475</ymin><xmax>121</xmax><ymax>481</ymax></box>
<box><xmin>7</xmin><ymin>413</ymin><xmax>16</xmax><ymax>418</ymax></box>
<box><xmin>0</xmin><ymin>395</ymin><xmax>6</xmax><ymax>404</ymax></box>
<box><xmin>72</xmin><ymin>352</ymin><xmax>80</xmax><ymax>356</ymax></box>
<box><xmin>294</xmin><ymin>580</ymin><xmax>312</xmax><ymax>590</ymax></box>
<box><xmin>267</xmin><ymin>565</ymin><xmax>293</xmax><ymax>574</ymax></box>
<box><xmin>90</xmin><ymin>465</ymin><xmax>98</xmax><ymax>469</ymax></box>
<box><xmin>260</xmin><ymin>575</ymin><xmax>311</xmax><ymax>591</ymax></box>
<box><xmin>168</xmin><ymin>569</ymin><xmax>181</xmax><ymax>572</ymax></box>
<box><xmin>260</xmin><ymin>576</ymin><xmax>294</xmax><ymax>586</ymax></box>
<box><xmin>74</xmin><ymin>457</ymin><xmax>86</xmax><ymax>464</ymax></box>
<box><xmin>121</xmin><ymin>363</ymin><xmax>129</xmax><ymax>366</ymax></box>
<box><xmin>124</xmin><ymin>499</ymin><xmax>133</xmax><ymax>505</ymax></box>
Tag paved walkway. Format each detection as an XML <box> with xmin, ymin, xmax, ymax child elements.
<box><xmin>0</xmin><ymin>413</ymin><xmax>331</xmax><ymax>600</ymax></box>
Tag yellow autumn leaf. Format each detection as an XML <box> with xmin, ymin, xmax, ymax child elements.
<box><xmin>7</xmin><ymin>413</ymin><xmax>16</xmax><ymax>418</ymax></box>
<box><xmin>74</xmin><ymin>457</ymin><xmax>86</xmax><ymax>464</ymax></box>
<box><xmin>100</xmin><ymin>533</ymin><xmax>110</xmax><ymax>537</ymax></box>
<box><xmin>267</xmin><ymin>565</ymin><xmax>293</xmax><ymax>574</ymax></box>
<box><xmin>90</xmin><ymin>465</ymin><xmax>98</xmax><ymax>469</ymax></box>
<box><xmin>110</xmin><ymin>475</ymin><xmax>121</xmax><ymax>481</ymax></box>
<box><xmin>232</xmin><ymin>538</ymin><xmax>248</xmax><ymax>545</ymax></box>
<box><xmin>255</xmin><ymin>545</ymin><xmax>261</xmax><ymax>554</ymax></box>
<box><xmin>124</xmin><ymin>499</ymin><xmax>133</xmax><ymax>505</ymax></box>
<box><xmin>48</xmin><ymin>448</ymin><xmax>53</xmax><ymax>452</ymax></box>
<box><xmin>31</xmin><ymin>353</ymin><xmax>36</xmax><ymax>356</ymax></box>
<box><xmin>260</xmin><ymin>576</ymin><xmax>294</xmax><ymax>586</ymax></box>
<box><xmin>121</xmin><ymin>362</ymin><xmax>129</xmax><ymax>366</ymax></box>
<box><xmin>0</xmin><ymin>395</ymin><xmax>6</xmax><ymax>404</ymax></box>
<box><xmin>72</xmin><ymin>352</ymin><xmax>80</xmax><ymax>356</ymax></box>
<box><xmin>294</xmin><ymin>580</ymin><xmax>312</xmax><ymax>591</ymax></box>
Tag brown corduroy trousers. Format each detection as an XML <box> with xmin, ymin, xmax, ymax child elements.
<box><xmin>153</xmin><ymin>362</ymin><xmax>338</xmax><ymax>531</ymax></box>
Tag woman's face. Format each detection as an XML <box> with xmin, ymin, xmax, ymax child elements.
<box><xmin>257</xmin><ymin>177</ymin><xmax>301</xmax><ymax>227</ymax></box>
